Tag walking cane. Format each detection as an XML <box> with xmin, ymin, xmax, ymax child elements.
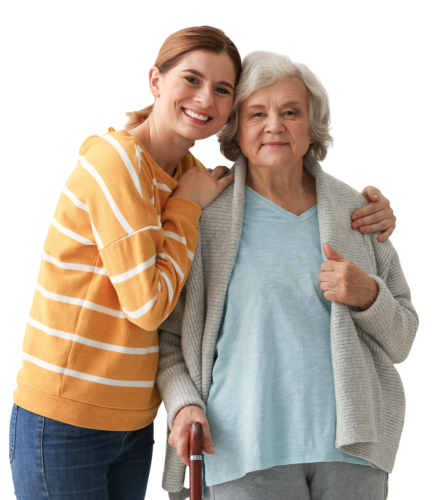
<box><xmin>189</xmin><ymin>422</ymin><xmax>204</xmax><ymax>500</ymax></box>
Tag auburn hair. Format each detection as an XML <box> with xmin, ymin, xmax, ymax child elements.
<box><xmin>125</xmin><ymin>26</ymin><xmax>242</xmax><ymax>130</ymax></box>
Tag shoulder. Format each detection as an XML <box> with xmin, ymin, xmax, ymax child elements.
<box><xmin>78</xmin><ymin>130</ymin><xmax>142</xmax><ymax>172</ymax></box>
<box><xmin>307</xmin><ymin>164</ymin><xmax>369</xmax><ymax>212</ymax></box>
<box><xmin>183</xmin><ymin>151</ymin><xmax>207</xmax><ymax>171</ymax></box>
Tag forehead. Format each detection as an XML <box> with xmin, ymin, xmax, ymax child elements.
<box><xmin>175</xmin><ymin>50</ymin><xmax>237</xmax><ymax>83</ymax></box>
<box><xmin>242</xmin><ymin>77</ymin><xmax>309</xmax><ymax>108</ymax></box>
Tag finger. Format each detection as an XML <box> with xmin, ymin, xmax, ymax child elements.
<box><xmin>217</xmin><ymin>172</ymin><xmax>235</xmax><ymax>189</ymax></box>
<box><xmin>351</xmin><ymin>209</ymin><xmax>389</xmax><ymax>228</ymax></box>
<box><xmin>358</xmin><ymin>220</ymin><xmax>395</xmax><ymax>234</ymax></box>
<box><xmin>320</xmin><ymin>281</ymin><xmax>336</xmax><ymax>292</ymax></box>
<box><xmin>323</xmin><ymin>242</ymin><xmax>347</xmax><ymax>263</ymax></box>
<box><xmin>210</xmin><ymin>166</ymin><xmax>230</xmax><ymax>178</ymax></box>
<box><xmin>377</xmin><ymin>227</ymin><xmax>393</xmax><ymax>242</ymax></box>
<box><xmin>320</xmin><ymin>261</ymin><xmax>337</xmax><ymax>272</ymax></box>
<box><xmin>202</xmin><ymin>433</ymin><xmax>215</xmax><ymax>455</ymax></box>
<box><xmin>318</xmin><ymin>271</ymin><xmax>335</xmax><ymax>283</ymax></box>
<box><xmin>360</xmin><ymin>186</ymin><xmax>382</xmax><ymax>203</ymax></box>
<box><xmin>323</xmin><ymin>291</ymin><xmax>339</xmax><ymax>302</ymax></box>
<box><xmin>351</xmin><ymin>196</ymin><xmax>390</xmax><ymax>221</ymax></box>
<box><xmin>176</xmin><ymin>431</ymin><xmax>191</xmax><ymax>466</ymax></box>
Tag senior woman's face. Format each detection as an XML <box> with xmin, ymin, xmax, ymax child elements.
<box><xmin>236</xmin><ymin>77</ymin><xmax>313</xmax><ymax>169</ymax></box>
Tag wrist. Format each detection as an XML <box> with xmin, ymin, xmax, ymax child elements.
<box><xmin>359</xmin><ymin>277</ymin><xmax>379</xmax><ymax>311</ymax></box>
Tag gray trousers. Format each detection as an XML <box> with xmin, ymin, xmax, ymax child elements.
<box><xmin>203</xmin><ymin>462</ymin><xmax>389</xmax><ymax>500</ymax></box>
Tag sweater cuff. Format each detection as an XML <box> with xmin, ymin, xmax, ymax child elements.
<box><xmin>163</xmin><ymin>197</ymin><xmax>202</xmax><ymax>227</ymax></box>
<box><xmin>349</xmin><ymin>275</ymin><xmax>396</xmax><ymax>335</ymax></box>
<box><xmin>159</xmin><ymin>371</ymin><xmax>206</xmax><ymax>430</ymax></box>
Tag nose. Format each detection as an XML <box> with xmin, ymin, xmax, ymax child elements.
<box><xmin>265</xmin><ymin>113</ymin><xmax>284</xmax><ymax>135</ymax></box>
<box><xmin>194</xmin><ymin>83</ymin><xmax>215</xmax><ymax>109</ymax></box>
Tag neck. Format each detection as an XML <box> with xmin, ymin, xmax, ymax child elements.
<box><xmin>128</xmin><ymin>108</ymin><xmax>194</xmax><ymax>176</ymax></box>
<box><xmin>245</xmin><ymin>157</ymin><xmax>316</xmax><ymax>216</ymax></box>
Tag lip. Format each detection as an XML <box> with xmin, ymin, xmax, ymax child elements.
<box><xmin>183</xmin><ymin>107</ymin><xmax>213</xmax><ymax>118</ymax></box>
<box><xmin>262</xmin><ymin>142</ymin><xmax>288</xmax><ymax>148</ymax></box>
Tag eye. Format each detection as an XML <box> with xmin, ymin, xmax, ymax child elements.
<box><xmin>185</xmin><ymin>76</ymin><xmax>199</xmax><ymax>84</ymax></box>
<box><xmin>253</xmin><ymin>112</ymin><xmax>263</xmax><ymax>117</ymax></box>
<box><xmin>284</xmin><ymin>110</ymin><xmax>296</xmax><ymax>116</ymax></box>
<box><xmin>215</xmin><ymin>87</ymin><xmax>230</xmax><ymax>95</ymax></box>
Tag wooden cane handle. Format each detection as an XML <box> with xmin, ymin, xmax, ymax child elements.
<box><xmin>189</xmin><ymin>422</ymin><xmax>204</xmax><ymax>500</ymax></box>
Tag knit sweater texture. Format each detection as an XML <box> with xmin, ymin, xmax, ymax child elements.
<box><xmin>14</xmin><ymin>129</ymin><xmax>204</xmax><ymax>431</ymax></box>
<box><xmin>156</xmin><ymin>154</ymin><xmax>419</xmax><ymax>499</ymax></box>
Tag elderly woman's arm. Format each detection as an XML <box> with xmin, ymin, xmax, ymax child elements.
<box><xmin>156</xmin><ymin>289</ymin><xmax>206</xmax><ymax>430</ymax></box>
<box><xmin>349</xmin><ymin>237</ymin><xmax>419</xmax><ymax>364</ymax></box>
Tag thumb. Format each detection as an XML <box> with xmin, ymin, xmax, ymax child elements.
<box><xmin>323</xmin><ymin>242</ymin><xmax>347</xmax><ymax>262</ymax></box>
<box><xmin>361</xmin><ymin>185</ymin><xmax>381</xmax><ymax>203</ymax></box>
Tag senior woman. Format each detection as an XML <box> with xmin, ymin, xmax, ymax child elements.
<box><xmin>156</xmin><ymin>51</ymin><xmax>418</xmax><ymax>500</ymax></box>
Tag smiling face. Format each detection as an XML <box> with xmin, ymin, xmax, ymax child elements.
<box><xmin>236</xmin><ymin>77</ymin><xmax>313</xmax><ymax>170</ymax></box>
<box><xmin>150</xmin><ymin>50</ymin><xmax>237</xmax><ymax>142</ymax></box>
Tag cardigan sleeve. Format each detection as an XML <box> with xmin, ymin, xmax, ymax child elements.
<box><xmin>156</xmin><ymin>256</ymin><xmax>206</xmax><ymax>430</ymax></box>
<box><xmin>349</xmin><ymin>236</ymin><xmax>419</xmax><ymax>364</ymax></box>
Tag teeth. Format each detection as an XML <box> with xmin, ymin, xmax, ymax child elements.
<box><xmin>183</xmin><ymin>109</ymin><xmax>210</xmax><ymax>122</ymax></box>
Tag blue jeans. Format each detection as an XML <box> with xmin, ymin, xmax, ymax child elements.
<box><xmin>9</xmin><ymin>404</ymin><xmax>154</xmax><ymax>500</ymax></box>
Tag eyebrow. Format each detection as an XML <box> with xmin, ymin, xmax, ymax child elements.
<box><xmin>182</xmin><ymin>69</ymin><xmax>234</xmax><ymax>90</ymax></box>
<box><xmin>245</xmin><ymin>101</ymin><xmax>303</xmax><ymax>112</ymax></box>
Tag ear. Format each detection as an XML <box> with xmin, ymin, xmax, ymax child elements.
<box><xmin>149</xmin><ymin>66</ymin><xmax>161</xmax><ymax>98</ymax></box>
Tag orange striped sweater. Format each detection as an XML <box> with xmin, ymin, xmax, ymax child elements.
<box><xmin>14</xmin><ymin>128</ymin><xmax>205</xmax><ymax>431</ymax></box>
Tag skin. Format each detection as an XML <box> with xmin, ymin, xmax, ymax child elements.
<box><xmin>129</xmin><ymin>50</ymin><xmax>238</xmax><ymax>208</ymax></box>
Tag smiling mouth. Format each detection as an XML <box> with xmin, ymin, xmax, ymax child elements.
<box><xmin>182</xmin><ymin>108</ymin><xmax>213</xmax><ymax>123</ymax></box>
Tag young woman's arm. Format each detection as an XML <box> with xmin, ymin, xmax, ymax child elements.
<box><xmin>352</xmin><ymin>186</ymin><xmax>396</xmax><ymax>242</ymax></box>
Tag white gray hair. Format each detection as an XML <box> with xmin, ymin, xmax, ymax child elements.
<box><xmin>218</xmin><ymin>51</ymin><xmax>333</xmax><ymax>164</ymax></box>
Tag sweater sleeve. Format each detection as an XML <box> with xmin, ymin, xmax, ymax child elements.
<box><xmin>70</xmin><ymin>134</ymin><xmax>202</xmax><ymax>332</ymax></box>
<box><xmin>349</xmin><ymin>237</ymin><xmax>419</xmax><ymax>364</ymax></box>
<box><xmin>156</xmin><ymin>229</ymin><xmax>206</xmax><ymax>430</ymax></box>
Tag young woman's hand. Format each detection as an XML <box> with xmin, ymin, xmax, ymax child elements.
<box><xmin>168</xmin><ymin>404</ymin><xmax>215</xmax><ymax>466</ymax></box>
<box><xmin>171</xmin><ymin>166</ymin><xmax>234</xmax><ymax>209</ymax></box>
<box><xmin>351</xmin><ymin>186</ymin><xmax>396</xmax><ymax>242</ymax></box>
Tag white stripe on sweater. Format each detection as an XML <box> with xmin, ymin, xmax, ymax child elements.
<box><xmin>158</xmin><ymin>253</ymin><xmax>185</xmax><ymax>281</ymax></box>
<box><xmin>28</xmin><ymin>317</ymin><xmax>158</xmax><ymax>355</ymax></box>
<box><xmin>36</xmin><ymin>283</ymin><xmax>125</xmax><ymax>318</ymax></box>
<box><xmin>90</xmin><ymin>222</ymin><xmax>104</xmax><ymax>249</ymax></box>
<box><xmin>42</xmin><ymin>253</ymin><xmax>108</xmax><ymax>276</ymax></box>
<box><xmin>109</xmin><ymin>255</ymin><xmax>156</xmax><ymax>284</ymax></box>
<box><xmin>164</xmin><ymin>231</ymin><xmax>187</xmax><ymax>245</ymax></box>
<box><xmin>152</xmin><ymin>178</ymin><xmax>172</xmax><ymax>193</ymax></box>
<box><xmin>78</xmin><ymin>155</ymin><xmax>134</xmax><ymax>234</ymax></box>
<box><xmin>102</xmin><ymin>135</ymin><xmax>143</xmax><ymax>198</ymax></box>
<box><xmin>159</xmin><ymin>270</ymin><xmax>173</xmax><ymax>304</ymax></box>
<box><xmin>22</xmin><ymin>352</ymin><xmax>154</xmax><ymax>387</ymax></box>
<box><xmin>62</xmin><ymin>186</ymin><xmax>103</xmax><ymax>248</ymax></box>
<box><xmin>136</xmin><ymin>145</ymin><xmax>143</xmax><ymax>173</ymax></box>
<box><xmin>51</xmin><ymin>218</ymin><xmax>95</xmax><ymax>246</ymax></box>
<box><xmin>123</xmin><ymin>282</ymin><xmax>161</xmax><ymax>319</ymax></box>
<box><xmin>62</xmin><ymin>186</ymin><xmax>89</xmax><ymax>212</ymax></box>
<box><xmin>164</xmin><ymin>231</ymin><xmax>194</xmax><ymax>261</ymax></box>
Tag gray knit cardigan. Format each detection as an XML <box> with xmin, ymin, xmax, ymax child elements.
<box><xmin>156</xmin><ymin>154</ymin><xmax>419</xmax><ymax>499</ymax></box>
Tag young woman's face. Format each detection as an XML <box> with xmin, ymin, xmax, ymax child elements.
<box><xmin>150</xmin><ymin>50</ymin><xmax>237</xmax><ymax>141</ymax></box>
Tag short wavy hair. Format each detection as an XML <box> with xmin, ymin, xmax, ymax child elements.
<box><xmin>218</xmin><ymin>51</ymin><xmax>333</xmax><ymax>164</ymax></box>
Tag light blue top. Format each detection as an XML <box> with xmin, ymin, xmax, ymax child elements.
<box><xmin>203</xmin><ymin>186</ymin><xmax>377</xmax><ymax>486</ymax></box>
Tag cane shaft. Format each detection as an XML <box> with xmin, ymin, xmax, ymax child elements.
<box><xmin>189</xmin><ymin>422</ymin><xmax>204</xmax><ymax>500</ymax></box>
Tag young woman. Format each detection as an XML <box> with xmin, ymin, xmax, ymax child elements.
<box><xmin>9</xmin><ymin>26</ymin><xmax>396</xmax><ymax>500</ymax></box>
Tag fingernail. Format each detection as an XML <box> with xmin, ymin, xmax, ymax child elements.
<box><xmin>352</xmin><ymin>222</ymin><xmax>359</xmax><ymax>229</ymax></box>
<box><xmin>360</xmin><ymin>226</ymin><xmax>367</xmax><ymax>232</ymax></box>
<box><xmin>352</xmin><ymin>214</ymin><xmax>358</xmax><ymax>221</ymax></box>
